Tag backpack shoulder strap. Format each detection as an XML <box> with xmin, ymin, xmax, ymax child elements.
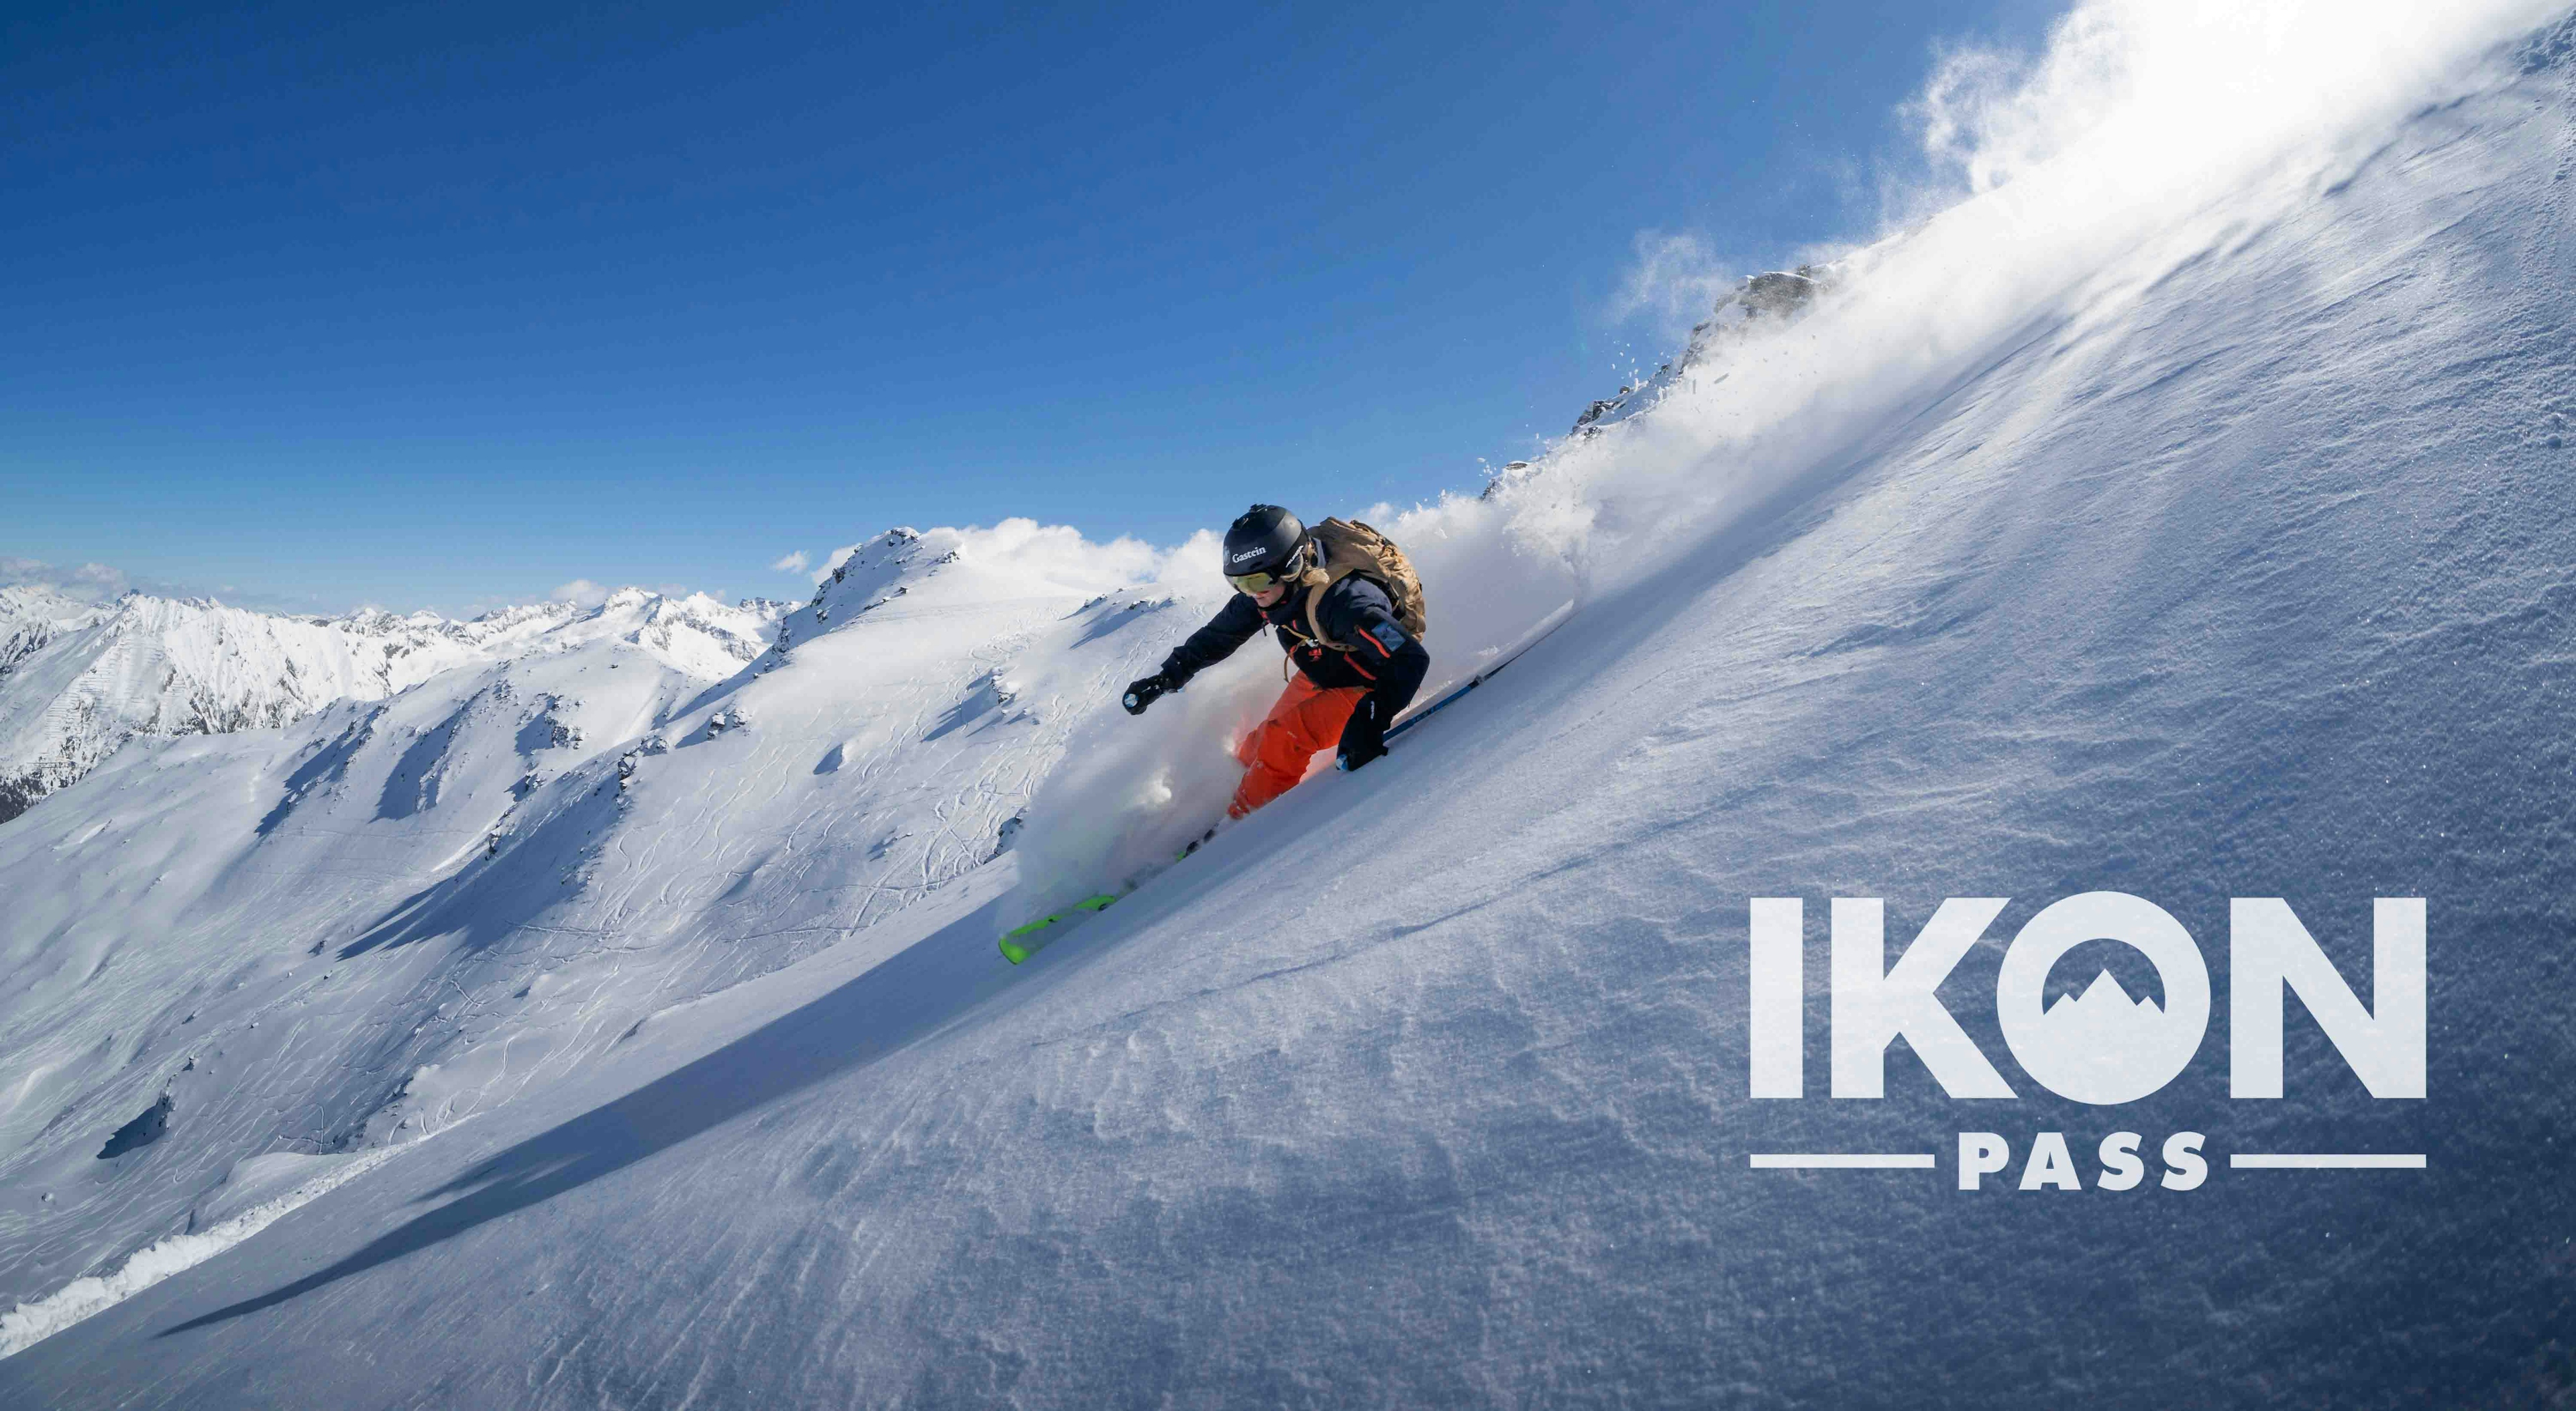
<box><xmin>1300</xmin><ymin>575</ymin><xmax>1349</xmax><ymax>651</ymax></box>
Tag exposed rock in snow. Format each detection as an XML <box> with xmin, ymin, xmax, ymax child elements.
<box><xmin>93</xmin><ymin>1096</ymin><xmax>172</xmax><ymax>1161</ymax></box>
<box><xmin>1484</xmin><ymin>263</ymin><xmax>1847</xmax><ymax>504</ymax></box>
<box><xmin>1575</xmin><ymin>266</ymin><xmax>1835</xmax><ymax>434</ymax></box>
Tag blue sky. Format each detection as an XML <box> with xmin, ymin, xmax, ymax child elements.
<box><xmin>3</xmin><ymin>1</ymin><xmax>2058</xmax><ymax>614</ymax></box>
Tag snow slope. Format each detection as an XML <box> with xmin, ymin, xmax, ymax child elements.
<box><xmin>0</xmin><ymin>522</ymin><xmax>1292</xmax><ymax>1320</ymax></box>
<box><xmin>0</xmin><ymin>588</ymin><xmax>794</xmax><ymax>1302</ymax></box>
<box><xmin>4</xmin><ymin>2</ymin><xmax>2575</xmax><ymax>1405</ymax></box>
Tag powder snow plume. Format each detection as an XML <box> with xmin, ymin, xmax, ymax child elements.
<box><xmin>1010</xmin><ymin>0</ymin><xmax>2565</xmax><ymax>916</ymax></box>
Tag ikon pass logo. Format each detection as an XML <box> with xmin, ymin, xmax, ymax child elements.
<box><xmin>1744</xmin><ymin>893</ymin><xmax>2424</xmax><ymax>1189</ymax></box>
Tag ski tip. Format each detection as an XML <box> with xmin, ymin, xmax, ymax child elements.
<box><xmin>998</xmin><ymin>936</ymin><xmax>1031</xmax><ymax>964</ymax></box>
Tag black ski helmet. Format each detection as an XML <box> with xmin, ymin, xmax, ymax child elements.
<box><xmin>1222</xmin><ymin>504</ymin><xmax>1309</xmax><ymax>581</ymax></box>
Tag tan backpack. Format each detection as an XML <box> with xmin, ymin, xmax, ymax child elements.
<box><xmin>1295</xmin><ymin>518</ymin><xmax>1428</xmax><ymax>651</ymax></box>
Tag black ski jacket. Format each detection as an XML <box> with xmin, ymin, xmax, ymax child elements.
<box><xmin>1160</xmin><ymin>575</ymin><xmax>1430</xmax><ymax>716</ymax></box>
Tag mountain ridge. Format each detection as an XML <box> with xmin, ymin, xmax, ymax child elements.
<box><xmin>0</xmin><ymin>585</ymin><xmax>790</xmax><ymax>825</ymax></box>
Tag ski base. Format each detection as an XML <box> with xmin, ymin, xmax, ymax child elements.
<box><xmin>1384</xmin><ymin>599</ymin><xmax>1574</xmax><ymax>745</ymax></box>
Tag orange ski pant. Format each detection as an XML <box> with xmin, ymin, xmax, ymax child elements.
<box><xmin>1230</xmin><ymin>675</ymin><xmax>1367</xmax><ymax>818</ymax></box>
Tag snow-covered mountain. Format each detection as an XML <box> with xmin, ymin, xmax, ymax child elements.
<box><xmin>0</xmin><ymin>520</ymin><xmax>1248</xmax><ymax>1323</ymax></box>
<box><xmin>0</xmin><ymin>586</ymin><xmax>104</xmax><ymax>684</ymax></box>
<box><xmin>3</xmin><ymin>3</ymin><xmax>2573</xmax><ymax>1405</ymax></box>
<box><xmin>0</xmin><ymin>588</ymin><xmax>781</xmax><ymax>825</ymax></box>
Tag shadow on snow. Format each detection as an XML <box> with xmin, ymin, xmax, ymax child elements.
<box><xmin>164</xmin><ymin>890</ymin><xmax>1022</xmax><ymax>1337</ymax></box>
<box><xmin>336</xmin><ymin>775</ymin><xmax>623</xmax><ymax>958</ymax></box>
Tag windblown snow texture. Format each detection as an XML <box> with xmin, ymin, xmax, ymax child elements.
<box><xmin>3</xmin><ymin>5</ymin><xmax>2575</xmax><ymax>1407</ymax></box>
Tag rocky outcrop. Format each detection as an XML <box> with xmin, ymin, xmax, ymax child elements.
<box><xmin>1487</xmin><ymin>265</ymin><xmax>1841</xmax><ymax>502</ymax></box>
<box><xmin>1574</xmin><ymin>266</ymin><xmax>1834</xmax><ymax>437</ymax></box>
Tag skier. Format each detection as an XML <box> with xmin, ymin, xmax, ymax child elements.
<box><xmin>1121</xmin><ymin>505</ymin><xmax>1430</xmax><ymax>819</ymax></box>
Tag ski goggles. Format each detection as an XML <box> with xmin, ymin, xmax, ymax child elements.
<box><xmin>1227</xmin><ymin>569</ymin><xmax>1293</xmax><ymax>594</ymax></box>
<box><xmin>1226</xmin><ymin>543</ymin><xmax>1309</xmax><ymax>595</ymax></box>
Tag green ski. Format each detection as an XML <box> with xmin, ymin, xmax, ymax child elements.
<box><xmin>996</xmin><ymin>826</ymin><xmax>1219</xmax><ymax>963</ymax></box>
<box><xmin>998</xmin><ymin>893</ymin><xmax>1120</xmax><ymax>964</ymax></box>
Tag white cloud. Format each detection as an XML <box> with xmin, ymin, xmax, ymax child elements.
<box><xmin>770</xmin><ymin>551</ymin><xmax>810</xmax><ymax>573</ymax></box>
<box><xmin>550</xmin><ymin>579</ymin><xmax>610</xmax><ymax>607</ymax></box>
<box><xmin>0</xmin><ymin>555</ymin><xmax>280</xmax><ymax>607</ymax></box>
<box><xmin>927</xmin><ymin>517</ymin><xmax>1179</xmax><ymax>596</ymax></box>
<box><xmin>0</xmin><ymin>556</ymin><xmax>134</xmax><ymax>604</ymax></box>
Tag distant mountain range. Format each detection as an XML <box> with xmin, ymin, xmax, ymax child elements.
<box><xmin>0</xmin><ymin>586</ymin><xmax>787</xmax><ymax>825</ymax></box>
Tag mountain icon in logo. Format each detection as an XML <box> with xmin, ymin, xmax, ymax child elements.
<box><xmin>2041</xmin><ymin>968</ymin><xmax>2168</xmax><ymax>1053</ymax></box>
<box><xmin>1995</xmin><ymin>893</ymin><xmax>2213</xmax><ymax>1105</ymax></box>
<box><xmin>2009</xmin><ymin>970</ymin><xmax>2190</xmax><ymax>1105</ymax></box>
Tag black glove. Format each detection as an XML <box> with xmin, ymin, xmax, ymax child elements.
<box><xmin>1336</xmin><ymin>696</ymin><xmax>1388</xmax><ymax>771</ymax></box>
<box><xmin>1122</xmin><ymin>672</ymin><xmax>1179</xmax><ymax>716</ymax></box>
